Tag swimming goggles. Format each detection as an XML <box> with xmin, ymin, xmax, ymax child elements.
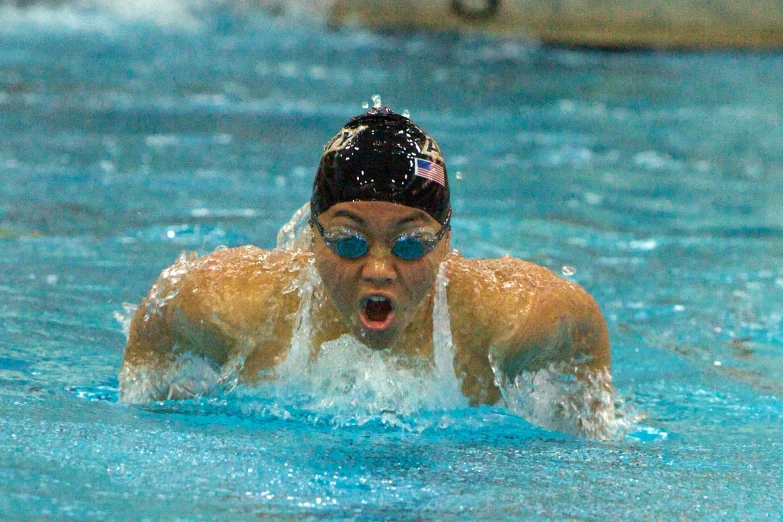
<box><xmin>310</xmin><ymin>216</ymin><xmax>450</xmax><ymax>260</ymax></box>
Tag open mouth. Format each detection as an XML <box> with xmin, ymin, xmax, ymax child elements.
<box><xmin>360</xmin><ymin>295</ymin><xmax>394</xmax><ymax>331</ymax></box>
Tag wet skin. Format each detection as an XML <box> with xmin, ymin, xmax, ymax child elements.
<box><xmin>312</xmin><ymin>201</ymin><xmax>451</xmax><ymax>351</ymax></box>
<box><xmin>121</xmin><ymin>201</ymin><xmax>611</xmax><ymax>405</ymax></box>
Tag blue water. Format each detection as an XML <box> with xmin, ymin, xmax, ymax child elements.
<box><xmin>1</xmin><ymin>3</ymin><xmax>782</xmax><ymax>519</ymax></box>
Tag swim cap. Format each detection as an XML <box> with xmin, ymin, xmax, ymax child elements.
<box><xmin>311</xmin><ymin>107</ymin><xmax>451</xmax><ymax>226</ymax></box>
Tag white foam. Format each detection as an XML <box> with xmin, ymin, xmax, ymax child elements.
<box><xmin>495</xmin><ymin>361</ymin><xmax>643</xmax><ymax>440</ymax></box>
<box><xmin>260</xmin><ymin>333</ymin><xmax>465</xmax><ymax>430</ymax></box>
<box><xmin>113</xmin><ymin>302</ymin><xmax>139</xmax><ymax>339</ymax></box>
<box><xmin>118</xmin><ymin>352</ymin><xmax>224</xmax><ymax>404</ymax></box>
<box><xmin>276</xmin><ymin>201</ymin><xmax>313</xmax><ymax>252</ymax></box>
<box><xmin>146</xmin><ymin>251</ymin><xmax>196</xmax><ymax>315</ymax></box>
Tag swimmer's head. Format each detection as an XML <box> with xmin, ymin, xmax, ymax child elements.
<box><xmin>311</xmin><ymin>107</ymin><xmax>451</xmax><ymax>226</ymax></box>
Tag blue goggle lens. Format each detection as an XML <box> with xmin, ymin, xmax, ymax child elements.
<box><xmin>334</xmin><ymin>236</ymin><xmax>369</xmax><ymax>259</ymax></box>
<box><xmin>391</xmin><ymin>237</ymin><xmax>428</xmax><ymax>259</ymax></box>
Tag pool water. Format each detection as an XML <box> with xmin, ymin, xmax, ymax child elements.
<box><xmin>1</xmin><ymin>2</ymin><xmax>782</xmax><ymax>519</ymax></box>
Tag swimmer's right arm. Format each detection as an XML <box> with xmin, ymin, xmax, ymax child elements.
<box><xmin>119</xmin><ymin>247</ymin><xmax>303</xmax><ymax>403</ymax></box>
<box><xmin>120</xmin><ymin>252</ymin><xmax>239</xmax><ymax>402</ymax></box>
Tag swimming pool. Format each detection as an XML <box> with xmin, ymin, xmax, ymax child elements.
<box><xmin>1</xmin><ymin>3</ymin><xmax>782</xmax><ymax>519</ymax></box>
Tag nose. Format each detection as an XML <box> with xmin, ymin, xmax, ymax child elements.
<box><xmin>361</xmin><ymin>250</ymin><xmax>396</xmax><ymax>285</ymax></box>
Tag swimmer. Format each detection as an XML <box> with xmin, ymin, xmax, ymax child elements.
<box><xmin>120</xmin><ymin>106</ymin><xmax>611</xmax><ymax>409</ymax></box>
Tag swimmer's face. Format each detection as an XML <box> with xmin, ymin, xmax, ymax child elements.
<box><xmin>312</xmin><ymin>201</ymin><xmax>450</xmax><ymax>350</ymax></box>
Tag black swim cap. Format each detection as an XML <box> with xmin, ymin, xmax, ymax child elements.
<box><xmin>311</xmin><ymin>107</ymin><xmax>451</xmax><ymax>226</ymax></box>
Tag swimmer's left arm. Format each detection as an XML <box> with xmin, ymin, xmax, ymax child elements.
<box><xmin>489</xmin><ymin>265</ymin><xmax>611</xmax><ymax>380</ymax></box>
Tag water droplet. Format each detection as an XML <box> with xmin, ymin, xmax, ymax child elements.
<box><xmin>561</xmin><ymin>266</ymin><xmax>576</xmax><ymax>276</ymax></box>
<box><xmin>372</xmin><ymin>94</ymin><xmax>382</xmax><ymax>108</ymax></box>
<box><xmin>402</xmin><ymin>109</ymin><xmax>410</xmax><ymax>118</ymax></box>
<box><xmin>361</xmin><ymin>102</ymin><xmax>369</xmax><ymax>109</ymax></box>
<box><xmin>455</xmin><ymin>171</ymin><xmax>463</xmax><ymax>180</ymax></box>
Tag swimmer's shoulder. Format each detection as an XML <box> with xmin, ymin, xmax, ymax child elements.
<box><xmin>167</xmin><ymin>245</ymin><xmax>310</xmax><ymax>324</ymax></box>
<box><xmin>180</xmin><ymin>245</ymin><xmax>310</xmax><ymax>288</ymax></box>
<box><xmin>444</xmin><ymin>253</ymin><xmax>569</xmax><ymax>339</ymax></box>
<box><xmin>125</xmin><ymin>246</ymin><xmax>310</xmax><ymax>367</ymax></box>
<box><xmin>444</xmin><ymin>253</ymin><xmax>609</xmax><ymax>370</ymax></box>
<box><xmin>445</xmin><ymin>253</ymin><xmax>578</xmax><ymax>302</ymax></box>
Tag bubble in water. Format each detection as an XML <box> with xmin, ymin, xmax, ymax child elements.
<box><xmin>402</xmin><ymin>109</ymin><xmax>410</xmax><ymax>118</ymax></box>
<box><xmin>562</xmin><ymin>266</ymin><xmax>576</xmax><ymax>276</ymax></box>
<box><xmin>362</xmin><ymin>102</ymin><xmax>369</xmax><ymax>109</ymax></box>
<box><xmin>372</xmin><ymin>94</ymin><xmax>382</xmax><ymax>108</ymax></box>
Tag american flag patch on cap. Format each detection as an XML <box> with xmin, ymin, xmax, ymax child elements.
<box><xmin>415</xmin><ymin>158</ymin><xmax>445</xmax><ymax>186</ymax></box>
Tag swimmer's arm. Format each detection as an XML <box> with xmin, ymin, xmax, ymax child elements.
<box><xmin>119</xmin><ymin>247</ymin><xmax>302</xmax><ymax>403</ymax></box>
<box><xmin>122</xmin><ymin>296</ymin><xmax>176</xmax><ymax>372</ymax></box>
<box><xmin>122</xmin><ymin>295</ymin><xmax>234</xmax><ymax>370</ymax></box>
<box><xmin>119</xmin><ymin>263</ymin><xmax>236</xmax><ymax>402</ymax></box>
<box><xmin>492</xmin><ymin>279</ymin><xmax>611</xmax><ymax>380</ymax></box>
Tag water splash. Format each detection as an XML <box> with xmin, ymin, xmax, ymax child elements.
<box><xmin>119</xmin><ymin>352</ymin><xmax>225</xmax><ymax>404</ymax></box>
<box><xmin>432</xmin><ymin>262</ymin><xmax>464</xmax><ymax>405</ymax></box>
<box><xmin>146</xmin><ymin>251</ymin><xmax>197</xmax><ymax>315</ymax></box>
<box><xmin>275</xmin><ymin>259</ymin><xmax>320</xmax><ymax>378</ymax></box>
<box><xmin>276</xmin><ymin>201</ymin><xmax>313</xmax><ymax>251</ymax></box>
<box><xmin>113</xmin><ymin>302</ymin><xmax>139</xmax><ymax>339</ymax></box>
<box><xmin>247</xmin><ymin>256</ymin><xmax>466</xmax><ymax>431</ymax></box>
<box><xmin>493</xmin><ymin>360</ymin><xmax>643</xmax><ymax>440</ymax></box>
<box><xmin>117</xmin><ymin>245</ymin><xmax>245</xmax><ymax>404</ymax></box>
<box><xmin>242</xmin><ymin>333</ymin><xmax>465</xmax><ymax>431</ymax></box>
<box><xmin>371</xmin><ymin>94</ymin><xmax>382</xmax><ymax>108</ymax></box>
